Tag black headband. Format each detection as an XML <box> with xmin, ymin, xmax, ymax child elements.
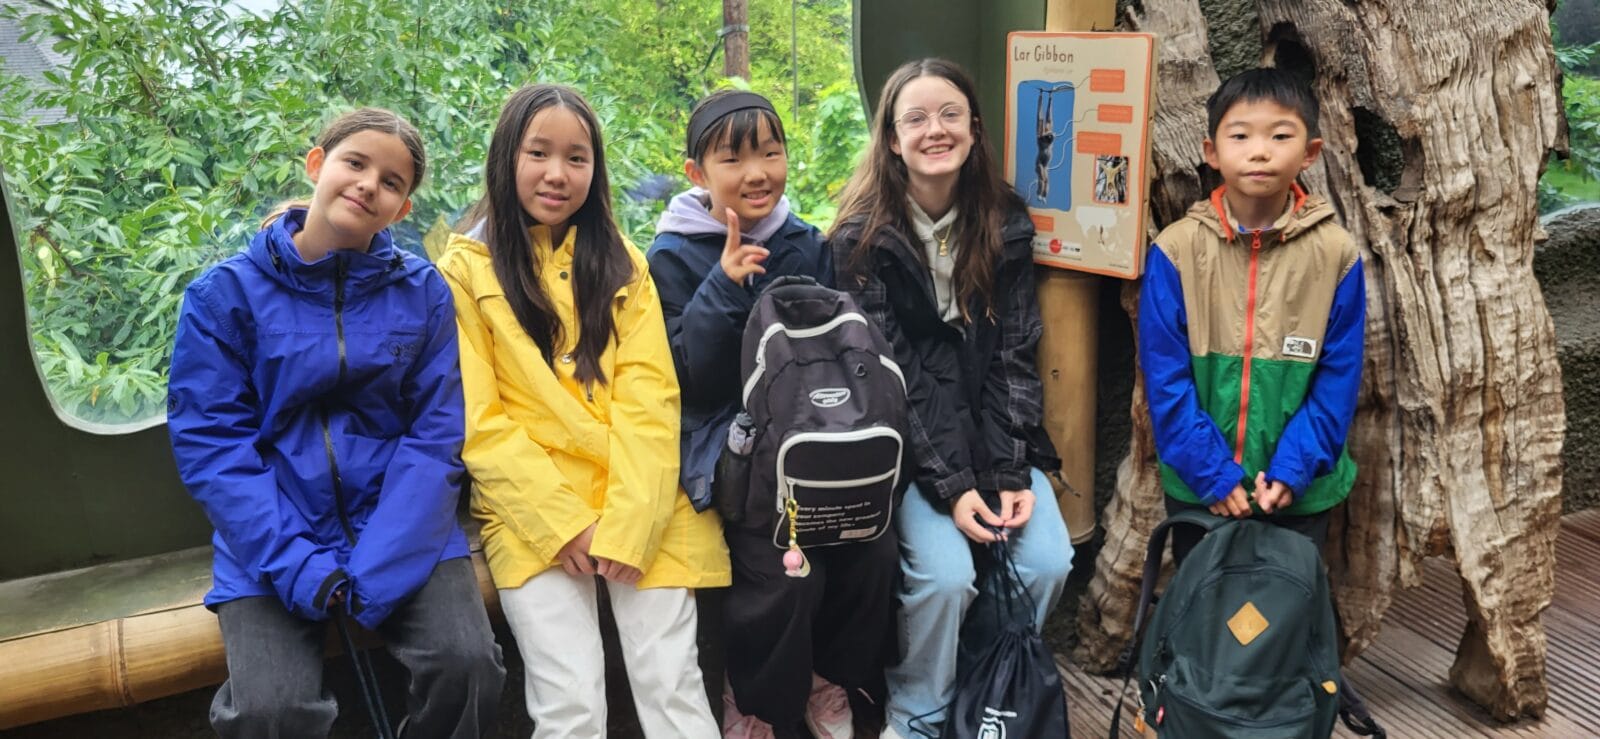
<box><xmin>685</xmin><ymin>92</ymin><xmax>778</xmax><ymax>158</ymax></box>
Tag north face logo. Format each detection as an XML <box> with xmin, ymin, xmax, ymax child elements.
<box><xmin>385</xmin><ymin>338</ymin><xmax>421</xmax><ymax>361</ymax></box>
<box><xmin>1282</xmin><ymin>336</ymin><xmax>1319</xmax><ymax>359</ymax></box>
<box><xmin>809</xmin><ymin>388</ymin><xmax>851</xmax><ymax>408</ymax></box>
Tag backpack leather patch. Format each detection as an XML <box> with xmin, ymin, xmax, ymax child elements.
<box><xmin>1227</xmin><ymin>601</ymin><xmax>1270</xmax><ymax>646</ymax></box>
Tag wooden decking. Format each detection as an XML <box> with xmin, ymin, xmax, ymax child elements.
<box><xmin>1060</xmin><ymin>508</ymin><xmax>1600</xmax><ymax>737</ymax></box>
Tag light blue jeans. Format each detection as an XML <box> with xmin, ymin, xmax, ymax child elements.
<box><xmin>885</xmin><ymin>467</ymin><xmax>1073</xmax><ymax>737</ymax></box>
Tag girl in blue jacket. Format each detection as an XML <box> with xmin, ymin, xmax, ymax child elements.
<box><xmin>646</xmin><ymin>90</ymin><xmax>897</xmax><ymax>739</ymax></box>
<box><xmin>167</xmin><ymin>107</ymin><xmax>504</xmax><ymax>738</ymax></box>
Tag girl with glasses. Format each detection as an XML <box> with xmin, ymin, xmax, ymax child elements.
<box><xmin>828</xmin><ymin>58</ymin><xmax>1075</xmax><ymax>738</ymax></box>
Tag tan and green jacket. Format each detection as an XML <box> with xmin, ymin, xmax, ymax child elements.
<box><xmin>1137</xmin><ymin>185</ymin><xmax>1365</xmax><ymax>515</ymax></box>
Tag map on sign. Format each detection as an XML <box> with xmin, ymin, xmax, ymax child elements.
<box><xmin>1005</xmin><ymin>32</ymin><xmax>1156</xmax><ymax>279</ymax></box>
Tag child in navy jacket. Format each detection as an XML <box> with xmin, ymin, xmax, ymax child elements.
<box><xmin>647</xmin><ymin>90</ymin><xmax>895</xmax><ymax>739</ymax></box>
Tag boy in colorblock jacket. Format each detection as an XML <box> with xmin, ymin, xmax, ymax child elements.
<box><xmin>1139</xmin><ymin>67</ymin><xmax>1365</xmax><ymax>562</ymax></box>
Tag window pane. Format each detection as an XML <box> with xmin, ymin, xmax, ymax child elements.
<box><xmin>1546</xmin><ymin>6</ymin><xmax>1600</xmax><ymax>212</ymax></box>
<box><xmin>0</xmin><ymin>0</ymin><xmax>865</xmax><ymax>427</ymax></box>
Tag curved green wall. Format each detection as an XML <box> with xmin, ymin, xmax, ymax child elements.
<box><xmin>0</xmin><ymin>169</ymin><xmax>210</xmax><ymax>580</ymax></box>
<box><xmin>854</xmin><ymin>0</ymin><xmax>1044</xmax><ymax>157</ymax></box>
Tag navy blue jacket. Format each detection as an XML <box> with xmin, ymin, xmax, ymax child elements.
<box><xmin>167</xmin><ymin>210</ymin><xmax>469</xmax><ymax>629</ymax></box>
<box><xmin>646</xmin><ymin>213</ymin><xmax>832</xmax><ymax>511</ymax></box>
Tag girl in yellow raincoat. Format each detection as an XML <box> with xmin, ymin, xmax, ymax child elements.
<box><xmin>438</xmin><ymin>83</ymin><xmax>730</xmax><ymax>738</ymax></box>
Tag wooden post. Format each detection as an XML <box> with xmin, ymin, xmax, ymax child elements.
<box><xmin>1038</xmin><ymin>0</ymin><xmax>1116</xmax><ymax>544</ymax></box>
<box><xmin>723</xmin><ymin>0</ymin><xmax>750</xmax><ymax>80</ymax></box>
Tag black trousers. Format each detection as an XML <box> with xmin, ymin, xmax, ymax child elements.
<box><xmin>1164</xmin><ymin>496</ymin><xmax>1333</xmax><ymax>568</ymax></box>
<box><xmin>722</xmin><ymin>521</ymin><xmax>900</xmax><ymax>726</ymax></box>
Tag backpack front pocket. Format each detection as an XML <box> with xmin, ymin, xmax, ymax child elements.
<box><xmin>1157</xmin><ymin>656</ymin><xmax>1318</xmax><ymax>739</ymax></box>
<box><xmin>769</xmin><ymin>427</ymin><xmax>902</xmax><ymax>549</ymax></box>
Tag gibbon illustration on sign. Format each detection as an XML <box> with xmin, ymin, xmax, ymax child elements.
<box><xmin>1005</xmin><ymin>31</ymin><xmax>1156</xmax><ymax>279</ymax></box>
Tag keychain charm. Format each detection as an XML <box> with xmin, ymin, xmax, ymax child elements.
<box><xmin>783</xmin><ymin>498</ymin><xmax>810</xmax><ymax>578</ymax></box>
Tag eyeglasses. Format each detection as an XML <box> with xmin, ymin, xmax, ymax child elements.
<box><xmin>894</xmin><ymin>105</ymin><xmax>969</xmax><ymax>134</ymax></box>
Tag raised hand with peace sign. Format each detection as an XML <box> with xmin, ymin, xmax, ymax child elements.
<box><xmin>718</xmin><ymin>208</ymin><xmax>769</xmax><ymax>286</ymax></box>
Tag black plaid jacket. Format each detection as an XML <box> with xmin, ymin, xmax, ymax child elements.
<box><xmin>830</xmin><ymin>205</ymin><xmax>1060</xmax><ymax>508</ymax></box>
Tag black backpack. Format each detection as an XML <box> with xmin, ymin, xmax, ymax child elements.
<box><xmin>1110</xmin><ymin>511</ymin><xmax>1348</xmax><ymax>738</ymax></box>
<box><xmin>737</xmin><ymin>276</ymin><xmax>907</xmax><ymax>549</ymax></box>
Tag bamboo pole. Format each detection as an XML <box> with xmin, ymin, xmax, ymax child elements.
<box><xmin>0</xmin><ymin>604</ymin><xmax>226</xmax><ymax>728</ymax></box>
<box><xmin>0</xmin><ymin>550</ymin><xmax>498</xmax><ymax>730</ymax></box>
<box><xmin>1038</xmin><ymin>0</ymin><xmax>1116</xmax><ymax>544</ymax></box>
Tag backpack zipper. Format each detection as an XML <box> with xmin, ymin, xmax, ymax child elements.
<box><xmin>323</xmin><ymin>255</ymin><xmax>355</xmax><ymax>544</ymax></box>
<box><xmin>1160</xmin><ymin>562</ymin><xmax>1314</xmax><ymax>645</ymax></box>
<box><xmin>1233</xmin><ymin>230</ymin><xmax>1263</xmax><ymax>465</ymax></box>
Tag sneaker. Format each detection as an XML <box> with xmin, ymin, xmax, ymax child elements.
<box><xmin>803</xmin><ymin>674</ymin><xmax>854</xmax><ymax>739</ymax></box>
<box><xmin>723</xmin><ymin>679</ymin><xmax>776</xmax><ymax>739</ymax></box>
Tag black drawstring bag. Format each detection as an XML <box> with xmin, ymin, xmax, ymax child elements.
<box><xmin>936</xmin><ymin>535</ymin><xmax>1071</xmax><ymax>739</ymax></box>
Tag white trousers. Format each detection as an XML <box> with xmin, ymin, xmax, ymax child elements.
<box><xmin>499</xmin><ymin>568</ymin><xmax>718</xmax><ymax>738</ymax></box>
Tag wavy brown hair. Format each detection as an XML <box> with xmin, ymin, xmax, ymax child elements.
<box><xmin>466</xmin><ymin>84</ymin><xmax>633</xmax><ymax>386</ymax></box>
<box><xmin>831</xmin><ymin>58</ymin><xmax>1023</xmax><ymax>321</ymax></box>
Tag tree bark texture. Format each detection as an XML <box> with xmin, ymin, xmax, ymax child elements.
<box><xmin>723</xmin><ymin>0</ymin><xmax>750</xmax><ymax>80</ymax></box>
<box><xmin>1070</xmin><ymin>0</ymin><xmax>1219</xmax><ymax>677</ymax></box>
<box><xmin>1075</xmin><ymin>0</ymin><xmax>1566</xmax><ymax>720</ymax></box>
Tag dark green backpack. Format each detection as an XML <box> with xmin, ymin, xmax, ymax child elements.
<box><xmin>1110</xmin><ymin>511</ymin><xmax>1343</xmax><ymax>738</ymax></box>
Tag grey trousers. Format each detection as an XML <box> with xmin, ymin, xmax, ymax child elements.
<box><xmin>210</xmin><ymin>557</ymin><xmax>505</xmax><ymax>739</ymax></box>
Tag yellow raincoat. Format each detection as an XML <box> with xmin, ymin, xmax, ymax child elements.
<box><xmin>438</xmin><ymin>225</ymin><xmax>730</xmax><ymax>591</ymax></box>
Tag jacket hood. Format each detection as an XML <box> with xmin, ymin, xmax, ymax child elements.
<box><xmin>1188</xmin><ymin>183</ymin><xmax>1336</xmax><ymax>245</ymax></box>
<box><xmin>245</xmin><ymin>209</ymin><xmax>423</xmax><ymax>301</ymax></box>
<box><xmin>655</xmin><ymin>187</ymin><xmax>792</xmax><ymax>243</ymax></box>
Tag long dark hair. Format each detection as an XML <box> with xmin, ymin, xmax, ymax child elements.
<box><xmin>831</xmin><ymin>58</ymin><xmax>1022</xmax><ymax>321</ymax></box>
<box><xmin>469</xmin><ymin>84</ymin><xmax>633</xmax><ymax>386</ymax></box>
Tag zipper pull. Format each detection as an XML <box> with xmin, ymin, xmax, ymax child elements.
<box><xmin>1251</xmin><ymin>230</ymin><xmax>1263</xmax><ymax>251</ymax></box>
<box><xmin>783</xmin><ymin>497</ymin><xmax>810</xmax><ymax>578</ymax></box>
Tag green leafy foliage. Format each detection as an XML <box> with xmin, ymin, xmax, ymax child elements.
<box><xmin>0</xmin><ymin>0</ymin><xmax>866</xmax><ymax>423</ymax></box>
<box><xmin>1544</xmin><ymin>27</ymin><xmax>1600</xmax><ymax>213</ymax></box>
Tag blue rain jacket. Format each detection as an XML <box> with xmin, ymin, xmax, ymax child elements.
<box><xmin>167</xmin><ymin>209</ymin><xmax>469</xmax><ymax>629</ymax></box>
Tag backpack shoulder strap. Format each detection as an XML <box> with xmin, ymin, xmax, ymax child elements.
<box><xmin>1132</xmin><ymin>511</ymin><xmax>1227</xmax><ymax>635</ymax></box>
<box><xmin>1107</xmin><ymin>509</ymin><xmax>1230</xmax><ymax>738</ymax></box>
<box><xmin>761</xmin><ymin>274</ymin><xmax>820</xmax><ymax>292</ymax></box>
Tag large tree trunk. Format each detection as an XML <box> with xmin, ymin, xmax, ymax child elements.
<box><xmin>722</xmin><ymin>0</ymin><xmax>750</xmax><ymax>80</ymax></box>
<box><xmin>1070</xmin><ymin>0</ymin><xmax>1219</xmax><ymax>673</ymax></box>
<box><xmin>1075</xmin><ymin>0</ymin><xmax>1566</xmax><ymax>720</ymax></box>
